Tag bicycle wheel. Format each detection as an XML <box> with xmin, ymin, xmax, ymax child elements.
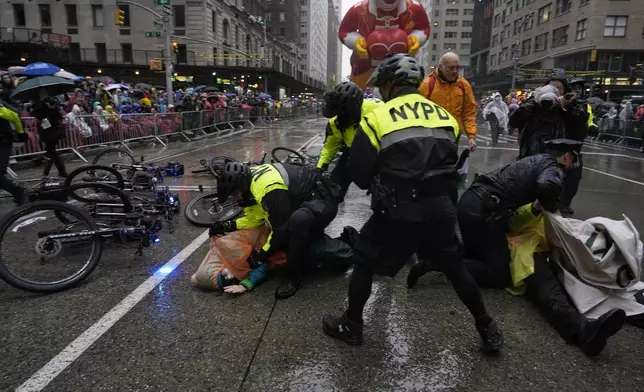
<box><xmin>209</xmin><ymin>155</ymin><xmax>236</xmax><ymax>178</ymax></box>
<box><xmin>0</xmin><ymin>201</ymin><xmax>103</xmax><ymax>293</ymax></box>
<box><xmin>271</xmin><ymin>147</ymin><xmax>306</xmax><ymax>164</ymax></box>
<box><xmin>92</xmin><ymin>147</ymin><xmax>137</xmax><ymax>166</ymax></box>
<box><xmin>63</xmin><ymin>183</ymin><xmax>133</xmax><ymax>225</ymax></box>
<box><xmin>65</xmin><ymin>164</ymin><xmax>125</xmax><ymax>189</ymax></box>
<box><xmin>184</xmin><ymin>191</ymin><xmax>242</xmax><ymax>227</ymax></box>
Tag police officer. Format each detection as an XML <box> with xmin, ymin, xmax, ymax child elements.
<box><xmin>0</xmin><ymin>103</ymin><xmax>27</xmax><ymax>204</ymax></box>
<box><xmin>318</xmin><ymin>82</ymin><xmax>382</xmax><ymax>201</ymax></box>
<box><xmin>322</xmin><ymin>53</ymin><xmax>504</xmax><ymax>353</ymax></box>
<box><xmin>211</xmin><ymin>160</ymin><xmax>338</xmax><ymax>299</ymax></box>
<box><xmin>408</xmin><ymin>139</ymin><xmax>581</xmax><ymax>289</ymax></box>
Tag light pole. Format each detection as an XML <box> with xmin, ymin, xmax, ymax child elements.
<box><xmin>510</xmin><ymin>11</ymin><xmax>534</xmax><ymax>92</ymax></box>
<box><xmin>116</xmin><ymin>1</ymin><xmax>174</xmax><ymax>106</ymax></box>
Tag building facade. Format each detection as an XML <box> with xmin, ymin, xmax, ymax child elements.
<box><xmin>265</xmin><ymin>0</ymin><xmax>300</xmax><ymax>44</ymax></box>
<box><xmin>326</xmin><ymin>0</ymin><xmax>342</xmax><ymax>88</ymax></box>
<box><xmin>299</xmin><ymin>0</ymin><xmax>329</xmax><ymax>85</ymax></box>
<box><xmin>469</xmin><ymin>0</ymin><xmax>644</xmax><ymax>98</ymax></box>
<box><xmin>0</xmin><ymin>0</ymin><xmax>324</xmax><ymax>94</ymax></box>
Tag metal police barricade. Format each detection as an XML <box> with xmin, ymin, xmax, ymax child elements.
<box><xmin>154</xmin><ymin>112</ymin><xmax>187</xmax><ymax>141</ymax></box>
<box><xmin>73</xmin><ymin>113</ymin><xmax>129</xmax><ymax>154</ymax></box>
<box><xmin>227</xmin><ymin>106</ymin><xmax>254</xmax><ymax>130</ymax></box>
<box><xmin>200</xmin><ymin>109</ymin><xmax>223</xmax><ymax>135</ymax></box>
<box><xmin>181</xmin><ymin>111</ymin><xmax>207</xmax><ymax>138</ymax></box>
<box><xmin>595</xmin><ymin>119</ymin><xmax>641</xmax><ymax>147</ymax></box>
<box><xmin>12</xmin><ymin>116</ymin><xmax>86</xmax><ymax>162</ymax></box>
<box><xmin>119</xmin><ymin>113</ymin><xmax>165</xmax><ymax>146</ymax></box>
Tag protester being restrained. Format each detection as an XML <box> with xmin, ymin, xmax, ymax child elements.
<box><xmin>211</xmin><ymin>160</ymin><xmax>339</xmax><ymax>299</ymax></box>
<box><xmin>318</xmin><ymin>82</ymin><xmax>382</xmax><ymax>201</ymax></box>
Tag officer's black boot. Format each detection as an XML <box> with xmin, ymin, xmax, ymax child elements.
<box><xmin>407</xmin><ymin>259</ymin><xmax>429</xmax><ymax>288</ymax></box>
<box><xmin>322</xmin><ymin>312</ymin><xmax>363</xmax><ymax>346</ymax></box>
<box><xmin>577</xmin><ymin>309</ymin><xmax>626</xmax><ymax>356</ymax></box>
<box><xmin>275</xmin><ymin>276</ymin><xmax>303</xmax><ymax>299</ymax></box>
<box><xmin>476</xmin><ymin>317</ymin><xmax>504</xmax><ymax>353</ymax></box>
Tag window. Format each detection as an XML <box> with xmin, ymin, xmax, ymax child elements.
<box><xmin>435</xmin><ymin>0</ymin><xmax>440</xmax><ymax>4</ymax></box>
<box><xmin>500</xmin><ymin>47</ymin><xmax>509</xmax><ymax>61</ymax></box>
<box><xmin>556</xmin><ymin>0</ymin><xmax>571</xmax><ymax>15</ymax></box>
<box><xmin>177</xmin><ymin>44</ymin><xmax>187</xmax><ymax>64</ymax></box>
<box><xmin>279</xmin><ymin>12</ymin><xmax>285</xmax><ymax>22</ymax></box>
<box><xmin>434</xmin><ymin>10</ymin><xmax>439</xmax><ymax>17</ymax></box>
<box><xmin>95</xmin><ymin>43</ymin><xmax>107</xmax><ymax>62</ymax></box>
<box><xmin>445</xmin><ymin>32</ymin><xmax>457</xmax><ymax>38</ymax></box>
<box><xmin>492</xmin><ymin>34</ymin><xmax>499</xmax><ymax>47</ymax></box>
<box><xmin>513</xmin><ymin>19</ymin><xmax>522</xmax><ymax>35</ymax></box>
<box><xmin>266</xmin><ymin>12</ymin><xmax>271</xmax><ymax>21</ymax></box>
<box><xmin>433</xmin><ymin>33</ymin><xmax>438</xmax><ymax>39</ymax></box>
<box><xmin>598</xmin><ymin>52</ymin><xmax>622</xmax><ymax>72</ymax></box>
<box><xmin>444</xmin><ymin>43</ymin><xmax>457</xmax><ymax>49</ymax></box>
<box><xmin>552</xmin><ymin>26</ymin><xmax>568</xmax><ymax>47</ymax></box>
<box><xmin>604</xmin><ymin>16</ymin><xmax>627</xmax><ymax>37</ymax></box>
<box><xmin>13</xmin><ymin>4</ymin><xmax>26</xmax><ymax>26</ymax></box>
<box><xmin>524</xmin><ymin>14</ymin><xmax>534</xmax><ymax>30</ymax></box>
<box><xmin>461</xmin><ymin>43</ymin><xmax>471</xmax><ymax>50</ymax></box>
<box><xmin>494</xmin><ymin>14</ymin><xmax>500</xmax><ymax>27</ymax></box>
<box><xmin>503</xmin><ymin>24</ymin><xmax>511</xmax><ymax>39</ymax></box>
<box><xmin>65</xmin><ymin>5</ymin><xmax>78</xmax><ymax>26</ymax></box>
<box><xmin>39</xmin><ymin>4</ymin><xmax>51</xmax><ymax>27</ymax></box>
<box><xmin>92</xmin><ymin>5</ymin><xmax>104</xmax><ymax>27</ymax></box>
<box><xmin>464</xmin><ymin>9</ymin><xmax>474</xmax><ymax>16</ymax></box>
<box><xmin>120</xmin><ymin>5</ymin><xmax>130</xmax><ymax>27</ymax></box>
<box><xmin>280</xmin><ymin>27</ymin><xmax>285</xmax><ymax>35</ymax></box>
<box><xmin>446</xmin><ymin>20</ymin><xmax>458</xmax><ymax>27</ymax></box>
<box><xmin>461</xmin><ymin>54</ymin><xmax>469</xmax><ymax>62</ymax></box>
<box><xmin>70</xmin><ymin>43</ymin><xmax>81</xmax><ymax>62</ymax></box>
<box><xmin>538</xmin><ymin>4</ymin><xmax>551</xmax><ymax>25</ymax></box>
<box><xmin>174</xmin><ymin>5</ymin><xmax>185</xmax><ymax>27</ymax></box>
<box><xmin>491</xmin><ymin>54</ymin><xmax>497</xmax><ymax>66</ymax></box>
<box><xmin>462</xmin><ymin>32</ymin><xmax>472</xmax><ymax>38</ymax></box>
<box><xmin>432</xmin><ymin>44</ymin><xmax>437</xmax><ymax>50</ymax></box>
<box><xmin>446</xmin><ymin>9</ymin><xmax>459</xmax><ymax>16</ymax></box>
<box><xmin>535</xmin><ymin>32</ymin><xmax>548</xmax><ymax>52</ymax></box>
<box><xmin>576</xmin><ymin>19</ymin><xmax>587</xmax><ymax>40</ymax></box>
<box><xmin>121</xmin><ymin>43</ymin><xmax>133</xmax><ymax>63</ymax></box>
<box><xmin>580</xmin><ymin>0</ymin><xmax>589</xmax><ymax>5</ymax></box>
<box><xmin>521</xmin><ymin>38</ymin><xmax>531</xmax><ymax>56</ymax></box>
<box><xmin>462</xmin><ymin>20</ymin><xmax>473</xmax><ymax>27</ymax></box>
<box><xmin>432</xmin><ymin>55</ymin><xmax>437</xmax><ymax>61</ymax></box>
<box><xmin>212</xmin><ymin>11</ymin><xmax>216</xmax><ymax>33</ymax></box>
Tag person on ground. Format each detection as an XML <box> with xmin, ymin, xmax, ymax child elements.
<box><xmin>317</xmin><ymin>81</ymin><xmax>382</xmax><ymax>201</ymax></box>
<box><xmin>408</xmin><ymin>139</ymin><xmax>580</xmax><ymax>289</ymax></box>
<box><xmin>483</xmin><ymin>92</ymin><xmax>509</xmax><ymax>146</ymax></box>
<box><xmin>0</xmin><ymin>103</ymin><xmax>27</xmax><ymax>203</ymax></box>
<box><xmin>211</xmin><ymin>160</ymin><xmax>339</xmax><ymax>299</ymax></box>
<box><xmin>31</xmin><ymin>88</ymin><xmax>67</xmax><ymax>178</ymax></box>
<box><xmin>418</xmin><ymin>52</ymin><xmax>478</xmax><ymax>151</ymax></box>
<box><xmin>322</xmin><ymin>53</ymin><xmax>503</xmax><ymax>353</ymax></box>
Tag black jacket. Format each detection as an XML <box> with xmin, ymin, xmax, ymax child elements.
<box><xmin>510</xmin><ymin>98</ymin><xmax>588</xmax><ymax>158</ymax></box>
<box><xmin>473</xmin><ymin>154</ymin><xmax>563</xmax><ymax>212</ymax></box>
<box><xmin>32</xmin><ymin>97</ymin><xmax>65</xmax><ymax>143</ymax></box>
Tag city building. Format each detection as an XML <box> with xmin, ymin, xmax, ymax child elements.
<box><xmin>415</xmin><ymin>0</ymin><xmax>433</xmax><ymax>68</ymax></box>
<box><xmin>0</xmin><ymin>0</ymin><xmax>324</xmax><ymax>96</ymax></box>
<box><xmin>326</xmin><ymin>0</ymin><xmax>342</xmax><ymax>88</ymax></box>
<box><xmin>468</xmin><ymin>0</ymin><xmax>644</xmax><ymax>99</ymax></box>
<box><xmin>420</xmin><ymin>0</ymin><xmax>475</xmax><ymax>73</ymax></box>
<box><xmin>265</xmin><ymin>0</ymin><xmax>300</xmax><ymax>44</ymax></box>
<box><xmin>299</xmin><ymin>0</ymin><xmax>329</xmax><ymax>85</ymax></box>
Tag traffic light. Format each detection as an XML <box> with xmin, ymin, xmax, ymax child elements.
<box><xmin>172</xmin><ymin>41</ymin><xmax>179</xmax><ymax>53</ymax></box>
<box><xmin>115</xmin><ymin>7</ymin><xmax>125</xmax><ymax>25</ymax></box>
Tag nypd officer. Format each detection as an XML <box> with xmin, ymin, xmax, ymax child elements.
<box><xmin>322</xmin><ymin>53</ymin><xmax>504</xmax><ymax>353</ymax></box>
<box><xmin>318</xmin><ymin>82</ymin><xmax>382</xmax><ymax>201</ymax></box>
<box><xmin>211</xmin><ymin>160</ymin><xmax>338</xmax><ymax>299</ymax></box>
<box><xmin>408</xmin><ymin>139</ymin><xmax>582</xmax><ymax>289</ymax></box>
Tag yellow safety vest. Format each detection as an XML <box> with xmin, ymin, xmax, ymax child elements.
<box><xmin>360</xmin><ymin>94</ymin><xmax>460</xmax><ymax>152</ymax></box>
<box><xmin>317</xmin><ymin>99</ymin><xmax>383</xmax><ymax>168</ymax></box>
<box><xmin>587</xmin><ymin>104</ymin><xmax>596</xmax><ymax>129</ymax></box>
<box><xmin>0</xmin><ymin>107</ymin><xmax>24</xmax><ymax>135</ymax></box>
<box><xmin>235</xmin><ymin>163</ymin><xmax>289</xmax><ymax>253</ymax></box>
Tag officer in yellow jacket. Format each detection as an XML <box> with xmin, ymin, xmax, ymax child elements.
<box><xmin>0</xmin><ymin>104</ymin><xmax>27</xmax><ymax>203</ymax></box>
<box><xmin>318</xmin><ymin>82</ymin><xmax>382</xmax><ymax>201</ymax></box>
<box><xmin>210</xmin><ymin>160</ymin><xmax>338</xmax><ymax>299</ymax></box>
<box><xmin>321</xmin><ymin>53</ymin><xmax>503</xmax><ymax>353</ymax></box>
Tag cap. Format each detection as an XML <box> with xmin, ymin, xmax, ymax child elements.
<box><xmin>545</xmin><ymin>138</ymin><xmax>583</xmax><ymax>153</ymax></box>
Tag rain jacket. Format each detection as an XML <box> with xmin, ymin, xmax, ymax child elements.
<box><xmin>483</xmin><ymin>93</ymin><xmax>509</xmax><ymax>130</ymax></box>
<box><xmin>509</xmin><ymin>96</ymin><xmax>588</xmax><ymax>159</ymax></box>
<box><xmin>0</xmin><ymin>106</ymin><xmax>24</xmax><ymax>146</ymax></box>
<box><xmin>317</xmin><ymin>98</ymin><xmax>383</xmax><ymax>170</ymax></box>
<box><xmin>418</xmin><ymin>70</ymin><xmax>478</xmax><ymax>139</ymax></box>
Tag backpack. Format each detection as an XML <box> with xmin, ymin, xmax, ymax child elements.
<box><xmin>425</xmin><ymin>74</ymin><xmax>465</xmax><ymax>99</ymax></box>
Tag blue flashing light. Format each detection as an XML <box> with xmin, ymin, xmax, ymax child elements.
<box><xmin>157</xmin><ymin>266</ymin><xmax>174</xmax><ymax>274</ymax></box>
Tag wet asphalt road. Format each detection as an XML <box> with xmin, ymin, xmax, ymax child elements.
<box><xmin>1</xmin><ymin>117</ymin><xmax>644</xmax><ymax>392</ymax></box>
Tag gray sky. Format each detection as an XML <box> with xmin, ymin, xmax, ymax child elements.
<box><xmin>340</xmin><ymin>0</ymin><xmax>361</xmax><ymax>78</ymax></box>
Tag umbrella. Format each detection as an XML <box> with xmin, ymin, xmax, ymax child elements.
<box><xmin>11</xmin><ymin>75</ymin><xmax>74</xmax><ymax>101</ymax></box>
<box><xmin>93</xmin><ymin>76</ymin><xmax>115</xmax><ymax>85</ymax></box>
<box><xmin>54</xmin><ymin>70</ymin><xmax>77</xmax><ymax>80</ymax></box>
<box><xmin>184</xmin><ymin>88</ymin><xmax>195</xmax><ymax>95</ymax></box>
<box><xmin>203</xmin><ymin>86</ymin><xmax>220</xmax><ymax>93</ymax></box>
<box><xmin>225</xmin><ymin>92</ymin><xmax>236</xmax><ymax>97</ymax></box>
<box><xmin>23</xmin><ymin>62</ymin><xmax>60</xmax><ymax>76</ymax></box>
<box><xmin>258</xmin><ymin>93</ymin><xmax>271</xmax><ymax>99</ymax></box>
<box><xmin>194</xmin><ymin>85</ymin><xmax>207</xmax><ymax>92</ymax></box>
<box><xmin>586</xmin><ymin>97</ymin><xmax>605</xmax><ymax>105</ymax></box>
<box><xmin>106</xmin><ymin>83</ymin><xmax>130</xmax><ymax>91</ymax></box>
<box><xmin>8</xmin><ymin>66</ymin><xmax>25</xmax><ymax>76</ymax></box>
<box><xmin>134</xmin><ymin>83</ymin><xmax>152</xmax><ymax>90</ymax></box>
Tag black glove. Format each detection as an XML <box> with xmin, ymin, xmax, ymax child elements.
<box><xmin>16</xmin><ymin>132</ymin><xmax>27</xmax><ymax>143</ymax></box>
<box><xmin>247</xmin><ymin>250</ymin><xmax>268</xmax><ymax>269</ymax></box>
<box><xmin>315</xmin><ymin>167</ymin><xmax>325</xmax><ymax>174</ymax></box>
<box><xmin>209</xmin><ymin>220</ymin><xmax>236</xmax><ymax>237</ymax></box>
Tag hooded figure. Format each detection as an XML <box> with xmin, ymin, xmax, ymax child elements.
<box><xmin>483</xmin><ymin>92</ymin><xmax>509</xmax><ymax>145</ymax></box>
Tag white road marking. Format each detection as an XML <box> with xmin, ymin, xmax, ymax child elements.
<box><xmin>583</xmin><ymin>167</ymin><xmax>644</xmax><ymax>187</ymax></box>
<box><xmin>15</xmin><ymin>230</ymin><xmax>210</xmax><ymax>392</ymax></box>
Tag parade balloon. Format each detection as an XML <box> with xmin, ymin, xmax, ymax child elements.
<box><xmin>367</xmin><ymin>29</ymin><xmax>409</xmax><ymax>61</ymax></box>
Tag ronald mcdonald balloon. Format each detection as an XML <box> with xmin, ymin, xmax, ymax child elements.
<box><xmin>339</xmin><ymin>0</ymin><xmax>431</xmax><ymax>89</ymax></box>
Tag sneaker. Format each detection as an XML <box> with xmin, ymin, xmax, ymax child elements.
<box><xmin>578</xmin><ymin>309</ymin><xmax>625</xmax><ymax>357</ymax></box>
<box><xmin>275</xmin><ymin>277</ymin><xmax>303</xmax><ymax>299</ymax></box>
<box><xmin>476</xmin><ymin>319</ymin><xmax>504</xmax><ymax>353</ymax></box>
<box><xmin>322</xmin><ymin>313</ymin><xmax>363</xmax><ymax>346</ymax></box>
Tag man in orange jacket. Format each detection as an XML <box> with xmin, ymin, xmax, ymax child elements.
<box><xmin>419</xmin><ymin>52</ymin><xmax>478</xmax><ymax>151</ymax></box>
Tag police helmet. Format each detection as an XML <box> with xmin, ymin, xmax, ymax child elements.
<box><xmin>322</xmin><ymin>82</ymin><xmax>364</xmax><ymax>118</ymax></box>
<box><xmin>547</xmin><ymin>68</ymin><xmax>571</xmax><ymax>93</ymax></box>
<box><xmin>217</xmin><ymin>161</ymin><xmax>251</xmax><ymax>203</ymax></box>
<box><xmin>567</xmin><ymin>76</ymin><xmax>586</xmax><ymax>86</ymax></box>
<box><xmin>366</xmin><ymin>53</ymin><xmax>425</xmax><ymax>88</ymax></box>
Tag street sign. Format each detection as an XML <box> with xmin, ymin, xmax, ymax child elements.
<box><xmin>145</xmin><ymin>31</ymin><xmax>162</xmax><ymax>38</ymax></box>
<box><xmin>156</xmin><ymin>0</ymin><xmax>171</xmax><ymax>6</ymax></box>
<box><xmin>162</xmin><ymin>6</ymin><xmax>173</xmax><ymax>16</ymax></box>
<box><xmin>153</xmin><ymin>20</ymin><xmax>163</xmax><ymax>30</ymax></box>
